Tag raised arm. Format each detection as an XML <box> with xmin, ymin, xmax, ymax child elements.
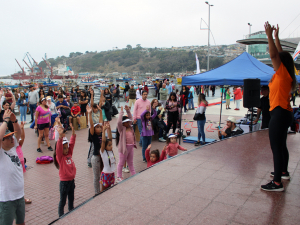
<box><xmin>19</xmin><ymin>122</ymin><xmax>25</xmax><ymax>147</ymax></box>
<box><xmin>10</xmin><ymin>112</ymin><xmax>21</xmax><ymax>141</ymax></box>
<box><xmin>145</xmin><ymin>144</ymin><xmax>151</xmax><ymax>162</ymax></box>
<box><xmin>118</xmin><ymin>106</ymin><xmax>124</xmax><ymax>131</ymax></box>
<box><xmin>274</xmin><ymin>24</ymin><xmax>283</xmax><ymax>52</ymax></box>
<box><xmin>0</xmin><ymin>110</ymin><xmax>12</xmax><ymax>148</ymax></box>
<box><xmin>68</xmin><ymin>123</ymin><xmax>76</xmax><ymax>155</ymax></box>
<box><xmin>101</xmin><ymin>124</ymin><xmax>108</xmax><ymax>153</ymax></box>
<box><xmin>265</xmin><ymin>22</ymin><xmax>281</xmax><ymax>71</ymax></box>
<box><xmin>87</xmin><ymin>105</ymin><xmax>94</xmax><ymax>135</ymax></box>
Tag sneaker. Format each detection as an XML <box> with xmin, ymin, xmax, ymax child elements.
<box><xmin>48</xmin><ymin>146</ymin><xmax>53</xmax><ymax>151</ymax></box>
<box><xmin>143</xmin><ymin>159</ymin><xmax>147</xmax><ymax>163</ymax></box>
<box><xmin>270</xmin><ymin>172</ymin><xmax>290</xmax><ymax>180</ymax></box>
<box><xmin>228</xmin><ymin>107</ymin><xmax>231</xmax><ymax>109</ymax></box>
<box><xmin>116</xmin><ymin>177</ymin><xmax>123</xmax><ymax>183</ymax></box>
<box><xmin>78</xmin><ymin>125</ymin><xmax>81</xmax><ymax>129</ymax></box>
<box><xmin>261</xmin><ymin>180</ymin><xmax>284</xmax><ymax>192</ymax></box>
<box><xmin>124</xmin><ymin>167</ymin><xmax>130</xmax><ymax>173</ymax></box>
<box><xmin>184</xmin><ymin>112</ymin><xmax>186</xmax><ymax>115</ymax></box>
<box><xmin>87</xmin><ymin>163</ymin><xmax>92</xmax><ymax>168</ymax></box>
<box><xmin>194</xmin><ymin>141</ymin><xmax>201</xmax><ymax>146</ymax></box>
<box><xmin>122</xmin><ymin>167</ymin><xmax>125</xmax><ymax>172</ymax></box>
<box><xmin>37</xmin><ymin>148</ymin><xmax>42</xmax><ymax>153</ymax></box>
<box><xmin>159</xmin><ymin>137</ymin><xmax>166</xmax><ymax>142</ymax></box>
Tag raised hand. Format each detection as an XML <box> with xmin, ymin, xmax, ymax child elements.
<box><xmin>264</xmin><ymin>21</ymin><xmax>274</xmax><ymax>37</ymax></box>
<box><xmin>162</xmin><ymin>146</ymin><xmax>167</xmax><ymax>151</ymax></box>
<box><xmin>121</xmin><ymin>106</ymin><xmax>123</xmax><ymax>112</ymax></box>
<box><xmin>57</xmin><ymin>126</ymin><xmax>64</xmax><ymax>136</ymax></box>
<box><xmin>146</xmin><ymin>105</ymin><xmax>150</xmax><ymax>111</ymax></box>
<box><xmin>124</xmin><ymin>105</ymin><xmax>129</xmax><ymax>111</ymax></box>
<box><xmin>10</xmin><ymin>112</ymin><xmax>17</xmax><ymax>122</ymax></box>
<box><xmin>3</xmin><ymin>109</ymin><xmax>12</xmax><ymax>120</ymax></box>
<box><xmin>147</xmin><ymin>144</ymin><xmax>151</xmax><ymax>150</ymax></box>
<box><xmin>86</xmin><ymin>105</ymin><xmax>92</xmax><ymax>114</ymax></box>
<box><xmin>274</xmin><ymin>24</ymin><xmax>279</xmax><ymax>37</ymax></box>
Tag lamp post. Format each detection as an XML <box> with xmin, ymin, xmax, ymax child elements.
<box><xmin>205</xmin><ymin>1</ymin><xmax>213</xmax><ymax>71</ymax></box>
<box><xmin>248</xmin><ymin>23</ymin><xmax>252</xmax><ymax>36</ymax></box>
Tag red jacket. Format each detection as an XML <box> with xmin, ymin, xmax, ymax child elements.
<box><xmin>166</xmin><ymin>142</ymin><xmax>186</xmax><ymax>157</ymax></box>
<box><xmin>145</xmin><ymin>148</ymin><xmax>166</xmax><ymax>168</ymax></box>
<box><xmin>234</xmin><ymin>88</ymin><xmax>242</xmax><ymax>100</ymax></box>
<box><xmin>56</xmin><ymin>135</ymin><xmax>76</xmax><ymax>181</ymax></box>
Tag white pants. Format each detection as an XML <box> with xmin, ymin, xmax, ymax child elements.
<box><xmin>236</xmin><ymin>99</ymin><xmax>241</xmax><ymax>109</ymax></box>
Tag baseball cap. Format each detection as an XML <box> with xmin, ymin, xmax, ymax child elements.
<box><xmin>168</xmin><ymin>134</ymin><xmax>176</xmax><ymax>138</ymax></box>
<box><xmin>3</xmin><ymin>129</ymin><xmax>16</xmax><ymax>139</ymax></box>
<box><xmin>226</xmin><ymin>116</ymin><xmax>237</xmax><ymax>123</ymax></box>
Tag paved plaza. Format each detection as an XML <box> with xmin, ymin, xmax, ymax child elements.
<box><xmin>17</xmin><ymin>96</ymin><xmax>300</xmax><ymax>224</ymax></box>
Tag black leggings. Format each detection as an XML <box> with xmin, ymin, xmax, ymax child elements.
<box><xmin>269</xmin><ymin>107</ymin><xmax>293</xmax><ymax>182</ymax></box>
<box><xmin>167</xmin><ymin>111</ymin><xmax>179</xmax><ymax>133</ymax></box>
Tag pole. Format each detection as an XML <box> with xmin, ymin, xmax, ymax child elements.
<box><xmin>179</xmin><ymin>83</ymin><xmax>183</xmax><ymax>145</ymax></box>
<box><xmin>219</xmin><ymin>85</ymin><xmax>223</xmax><ymax>129</ymax></box>
<box><xmin>207</xmin><ymin>5</ymin><xmax>210</xmax><ymax>72</ymax></box>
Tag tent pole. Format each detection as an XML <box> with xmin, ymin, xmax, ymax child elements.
<box><xmin>179</xmin><ymin>83</ymin><xmax>183</xmax><ymax>145</ymax></box>
<box><xmin>219</xmin><ymin>85</ymin><xmax>223</xmax><ymax>129</ymax></box>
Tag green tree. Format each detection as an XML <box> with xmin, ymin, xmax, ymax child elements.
<box><xmin>136</xmin><ymin>44</ymin><xmax>142</xmax><ymax>50</ymax></box>
<box><xmin>126</xmin><ymin>45</ymin><xmax>132</xmax><ymax>49</ymax></box>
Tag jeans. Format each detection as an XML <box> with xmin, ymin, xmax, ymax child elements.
<box><xmin>188</xmin><ymin>98</ymin><xmax>194</xmax><ymax>109</ymax></box>
<box><xmin>236</xmin><ymin>99</ymin><xmax>241</xmax><ymax>109</ymax></box>
<box><xmin>19</xmin><ymin>106</ymin><xmax>27</xmax><ymax>122</ymax></box>
<box><xmin>58</xmin><ymin>180</ymin><xmax>75</xmax><ymax>217</ymax></box>
<box><xmin>29</xmin><ymin>104</ymin><xmax>37</xmax><ymax>121</ymax></box>
<box><xmin>136</xmin><ymin>119</ymin><xmax>143</xmax><ymax>145</ymax></box>
<box><xmin>114</xmin><ymin>97</ymin><xmax>120</xmax><ymax>107</ymax></box>
<box><xmin>142</xmin><ymin>136</ymin><xmax>152</xmax><ymax>161</ymax></box>
<box><xmin>159</xmin><ymin>121</ymin><xmax>168</xmax><ymax>138</ymax></box>
<box><xmin>269</xmin><ymin>107</ymin><xmax>293</xmax><ymax>182</ymax></box>
<box><xmin>117</xmin><ymin>145</ymin><xmax>136</xmax><ymax>178</ymax></box>
<box><xmin>197</xmin><ymin>119</ymin><xmax>206</xmax><ymax>143</ymax></box>
<box><xmin>91</xmin><ymin>155</ymin><xmax>103</xmax><ymax>194</ymax></box>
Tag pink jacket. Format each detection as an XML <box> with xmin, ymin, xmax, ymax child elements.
<box><xmin>234</xmin><ymin>88</ymin><xmax>242</xmax><ymax>100</ymax></box>
<box><xmin>133</xmin><ymin>98</ymin><xmax>151</xmax><ymax>120</ymax></box>
<box><xmin>166</xmin><ymin>142</ymin><xmax>186</xmax><ymax>157</ymax></box>
<box><xmin>117</xmin><ymin>109</ymin><xmax>137</xmax><ymax>154</ymax></box>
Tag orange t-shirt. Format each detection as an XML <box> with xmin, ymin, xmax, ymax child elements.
<box><xmin>268</xmin><ymin>63</ymin><xmax>292</xmax><ymax>112</ymax></box>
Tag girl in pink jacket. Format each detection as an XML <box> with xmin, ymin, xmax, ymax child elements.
<box><xmin>165</xmin><ymin>134</ymin><xmax>187</xmax><ymax>158</ymax></box>
<box><xmin>115</xmin><ymin>105</ymin><xmax>136</xmax><ymax>183</ymax></box>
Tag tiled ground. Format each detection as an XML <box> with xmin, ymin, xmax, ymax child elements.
<box><xmin>21</xmin><ymin>112</ymin><xmax>226</xmax><ymax>225</ymax></box>
<box><xmin>55</xmin><ymin>129</ymin><xmax>300</xmax><ymax>225</ymax></box>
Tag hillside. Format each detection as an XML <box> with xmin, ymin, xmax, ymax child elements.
<box><xmin>38</xmin><ymin>44</ymin><xmax>244</xmax><ymax>74</ymax></box>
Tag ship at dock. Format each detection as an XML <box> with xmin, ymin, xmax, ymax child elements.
<box><xmin>11</xmin><ymin>53</ymin><xmax>79</xmax><ymax>80</ymax></box>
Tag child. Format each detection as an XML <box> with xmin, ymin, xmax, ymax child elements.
<box><xmin>54</xmin><ymin>123</ymin><xmax>76</xmax><ymax>217</ymax></box>
<box><xmin>100</xmin><ymin>123</ymin><xmax>116</xmax><ymax>190</ymax></box>
<box><xmin>87</xmin><ymin>105</ymin><xmax>104</xmax><ymax>194</ymax></box>
<box><xmin>69</xmin><ymin>101</ymin><xmax>81</xmax><ymax>129</ymax></box>
<box><xmin>115</xmin><ymin>105</ymin><xmax>136</xmax><ymax>182</ymax></box>
<box><xmin>141</xmin><ymin>105</ymin><xmax>157</xmax><ymax>162</ymax></box>
<box><xmin>145</xmin><ymin>144</ymin><xmax>166</xmax><ymax>168</ymax></box>
<box><xmin>226</xmin><ymin>88</ymin><xmax>231</xmax><ymax>110</ymax></box>
<box><xmin>166</xmin><ymin>134</ymin><xmax>187</xmax><ymax>158</ymax></box>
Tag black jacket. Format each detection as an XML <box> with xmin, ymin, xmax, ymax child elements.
<box><xmin>219</xmin><ymin>126</ymin><xmax>244</xmax><ymax>139</ymax></box>
<box><xmin>101</xmin><ymin>100</ymin><xmax>112</xmax><ymax>121</ymax></box>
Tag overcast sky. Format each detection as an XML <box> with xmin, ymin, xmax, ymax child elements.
<box><xmin>1</xmin><ymin>0</ymin><xmax>300</xmax><ymax>76</ymax></box>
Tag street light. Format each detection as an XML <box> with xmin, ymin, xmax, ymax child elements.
<box><xmin>248</xmin><ymin>23</ymin><xmax>252</xmax><ymax>36</ymax></box>
<box><xmin>205</xmin><ymin>1</ymin><xmax>213</xmax><ymax>71</ymax></box>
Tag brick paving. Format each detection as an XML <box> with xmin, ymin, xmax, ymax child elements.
<box><xmin>21</xmin><ymin>112</ymin><xmax>225</xmax><ymax>224</ymax></box>
<box><xmin>55</xmin><ymin>129</ymin><xmax>300</xmax><ymax>225</ymax></box>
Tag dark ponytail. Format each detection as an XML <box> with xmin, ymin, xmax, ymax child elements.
<box><xmin>53</xmin><ymin>141</ymin><xmax>59</xmax><ymax>170</ymax></box>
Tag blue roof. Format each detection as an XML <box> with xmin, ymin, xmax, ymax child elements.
<box><xmin>182</xmin><ymin>52</ymin><xmax>275</xmax><ymax>86</ymax></box>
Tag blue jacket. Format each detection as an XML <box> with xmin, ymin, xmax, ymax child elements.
<box><xmin>17</xmin><ymin>98</ymin><xmax>27</xmax><ymax>106</ymax></box>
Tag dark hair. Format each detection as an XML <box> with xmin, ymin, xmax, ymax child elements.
<box><xmin>142</xmin><ymin>90</ymin><xmax>147</xmax><ymax>95</ymax></box>
<box><xmin>53</xmin><ymin>141</ymin><xmax>60</xmax><ymax>169</ymax></box>
<box><xmin>92</xmin><ymin>103</ymin><xmax>98</xmax><ymax>109</ymax></box>
<box><xmin>80</xmin><ymin>91</ymin><xmax>87</xmax><ymax>100</ymax></box>
<box><xmin>20</xmin><ymin>92</ymin><xmax>26</xmax><ymax>100</ymax></box>
<box><xmin>39</xmin><ymin>97</ymin><xmax>48</xmax><ymax>108</ymax></box>
<box><xmin>2</xmin><ymin>100</ymin><xmax>10</xmax><ymax>107</ymax></box>
<box><xmin>279</xmin><ymin>51</ymin><xmax>297</xmax><ymax>91</ymax></box>
<box><xmin>261</xmin><ymin>85</ymin><xmax>269</xmax><ymax>90</ymax></box>
<box><xmin>58</xmin><ymin>95</ymin><xmax>63</xmax><ymax>99</ymax></box>
<box><xmin>104</xmin><ymin>140</ymin><xmax>115</xmax><ymax>167</ymax></box>
<box><xmin>168</xmin><ymin>92</ymin><xmax>177</xmax><ymax>101</ymax></box>
<box><xmin>143</xmin><ymin>111</ymin><xmax>154</xmax><ymax>131</ymax></box>
<box><xmin>150</xmin><ymin>149</ymin><xmax>160</xmax><ymax>161</ymax></box>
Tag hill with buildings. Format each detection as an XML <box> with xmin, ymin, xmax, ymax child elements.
<box><xmin>38</xmin><ymin>44</ymin><xmax>245</xmax><ymax>74</ymax></box>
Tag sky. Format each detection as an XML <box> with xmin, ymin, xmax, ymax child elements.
<box><xmin>1</xmin><ymin>0</ymin><xmax>300</xmax><ymax>76</ymax></box>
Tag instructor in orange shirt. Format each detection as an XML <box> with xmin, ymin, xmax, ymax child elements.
<box><xmin>261</xmin><ymin>22</ymin><xmax>297</xmax><ymax>192</ymax></box>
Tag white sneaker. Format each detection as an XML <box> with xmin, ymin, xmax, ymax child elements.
<box><xmin>122</xmin><ymin>167</ymin><xmax>125</xmax><ymax>172</ymax></box>
<box><xmin>184</xmin><ymin>112</ymin><xmax>186</xmax><ymax>115</ymax></box>
<box><xmin>116</xmin><ymin>177</ymin><xmax>123</xmax><ymax>183</ymax></box>
<box><xmin>124</xmin><ymin>167</ymin><xmax>130</xmax><ymax>173</ymax></box>
<box><xmin>159</xmin><ymin>137</ymin><xmax>166</xmax><ymax>142</ymax></box>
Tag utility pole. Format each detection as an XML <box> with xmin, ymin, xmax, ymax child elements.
<box><xmin>205</xmin><ymin>2</ymin><xmax>213</xmax><ymax>71</ymax></box>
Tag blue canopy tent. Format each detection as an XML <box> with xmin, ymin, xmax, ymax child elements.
<box><xmin>182</xmin><ymin>52</ymin><xmax>275</xmax><ymax>86</ymax></box>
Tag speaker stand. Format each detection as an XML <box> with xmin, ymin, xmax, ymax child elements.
<box><xmin>249</xmin><ymin>107</ymin><xmax>253</xmax><ymax>132</ymax></box>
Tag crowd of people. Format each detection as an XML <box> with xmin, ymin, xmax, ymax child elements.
<box><xmin>1</xmin><ymin>21</ymin><xmax>299</xmax><ymax>223</ymax></box>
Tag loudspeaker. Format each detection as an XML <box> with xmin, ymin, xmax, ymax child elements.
<box><xmin>243</xmin><ymin>79</ymin><xmax>261</xmax><ymax>108</ymax></box>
